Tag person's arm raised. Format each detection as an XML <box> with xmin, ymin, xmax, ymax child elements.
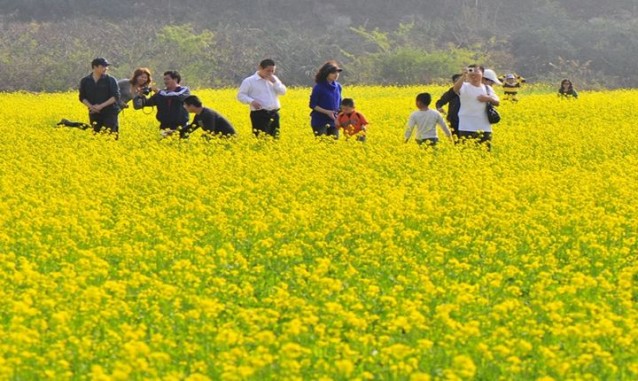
<box><xmin>453</xmin><ymin>72</ymin><xmax>466</xmax><ymax>95</ymax></box>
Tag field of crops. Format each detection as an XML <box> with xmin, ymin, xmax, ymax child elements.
<box><xmin>1</xmin><ymin>86</ymin><xmax>637</xmax><ymax>380</ymax></box>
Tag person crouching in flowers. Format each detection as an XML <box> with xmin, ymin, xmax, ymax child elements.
<box><xmin>558</xmin><ymin>79</ymin><xmax>578</xmax><ymax>99</ymax></box>
<box><xmin>182</xmin><ymin>95</ymin><xmax>236</xmax><ymax>139</ymax></box>
<box><xmin>337</xmin><ymin>98</ymin><xmax>369</xmax><ymax>142</ymax></box>
<box><xmin>404</xmin><ymin>93</ymin><xmax>452</xmax><ymax>147</ymax></box>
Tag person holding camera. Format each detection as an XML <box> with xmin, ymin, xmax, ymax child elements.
<box><xmin>118</xmin><ymin>67</ymin><xmax>152</xmax><ymax>108</ymax></box>
<box><xmin>78</xmin><ymin>57</ymin><xmax>121</xmax><ymax>137</ymax></box>
<box><xmin>237</xmin><ymin>59</ymin><xmax>287</xmax><ymax>138</ymax></box>
<box><xmin>453</xmin><ymin>64</ymin><xmax>500</xmax><ymax>151</ymax></box>
<box><xmin>134</xmin><ymin>70</ymin><xmax>190</xmax><ymax>137</ymax></box>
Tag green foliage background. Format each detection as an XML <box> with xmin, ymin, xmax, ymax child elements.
<box><xmin>0</xmin><ymin>0</ymin><xmax>637</xmax><ymax>91</ymax></box>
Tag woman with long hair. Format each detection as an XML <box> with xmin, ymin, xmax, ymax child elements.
<box><xmin>558</xmin><ymin>79</ymin><xmax>578</xmax><ymax>99</ymax></box>
<box><xmin>118</xmin><ymin>67</ymin><xmax>152</xmax><ymax>108</ymax></box>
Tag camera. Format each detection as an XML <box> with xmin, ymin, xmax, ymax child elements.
<box><xmin>133</xmin><ymin>95</ymin><xmax>146</xmax><ymax>110</ymax></box>
<box><xmin>141</xmin><ymin>86</ymin><xmax>151</xmax><ymax>96</ymax></box>
<box><xmin>467</xmin><ymin>67</ymin><xmax>476</xmax><ymax>73</ymax></box>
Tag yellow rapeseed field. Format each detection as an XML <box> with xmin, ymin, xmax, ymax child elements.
<box><xmin>1</xmin><ymin>86</ymin><xmax>637</xmax><ymax>380</ymax></box>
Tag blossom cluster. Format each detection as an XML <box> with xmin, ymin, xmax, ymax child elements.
<box><xmin>0</xmin><ymin>87</ymin><xmax>637</xmax><ymax>380</ymax></box>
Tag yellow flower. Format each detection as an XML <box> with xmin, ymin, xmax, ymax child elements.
<box><xmin>451</xmin><ymin>355</ymin><xmax>476</xmax><ymax>379</ymax></box>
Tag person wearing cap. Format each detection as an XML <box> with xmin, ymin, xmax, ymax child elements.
<box><xmin>436</xmin><ymin>73</ymin><xmax>462</xmax><ymax>141</ymax></box>
<box><xmin>309</xmin><ymin>60</ymin><xmax>343</xmax><ymax>138</ymax></box>
<box><xmin>237</xmin><ymin>59</ymin><xmax>287</xmax><ymax>138</ymax></box>
<box><xmin>452</xmin><ymin>64</ymin><xmax>500</xmax><ymax>151</ymax></box>
<box><xmin>499</xmin><ymin>73</ymin><xmax>526</xmax><ymax>102</ymax></box>
<box><xmin>78</xmin><ymin>57</ymin><xmax>121</xmax><ymax>136</ymax></box>
<box><xmin>482</xmin><ymin>68</ymin><xmax>502</xmax><ymax>87</ymax></box>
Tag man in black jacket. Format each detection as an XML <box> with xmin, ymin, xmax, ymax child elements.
<box><xmin>78</xmin><ymin>57</ymin><xmax>121</xmax><ymax>136</ymax></box>
<box><xmin>135</xmin><ymin>70</ymin><xmax>190</xmax><ymax>137</ymax></box>
<box><xmin>182</xmin><ymin>95</ymin><xmax>236</xmax><ymax>139</ymax></box>
<box><xmin>435</xmin><ymin>73</ymin><xmax>462</xmax><ymax>141</ymax></box>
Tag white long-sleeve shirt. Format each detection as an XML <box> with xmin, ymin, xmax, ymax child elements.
<box><xmin>404</xmin><ymin>109</ymin><xmax>451</xmax><ymax>141</ymax></box>
<box><xmin>237</xmin><ymin>72</ymin><xmax>286</xmax><ymax>111</ymax></box>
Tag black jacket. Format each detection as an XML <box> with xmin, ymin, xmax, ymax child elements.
<box><xmin>138</xmin><ymin>86</ymin><xmax>190</xmax><ymax>128</ymax></box>
<box><xmin>435</xmin><ymin>87</ymin><xmax>460</xmax><ymax>128</ymax></box>
<box><xmin>79</xmin><ymin>74</ymin><xmax>120</xmax><ymax>113</ymax></box>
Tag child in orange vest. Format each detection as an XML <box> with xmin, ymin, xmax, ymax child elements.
<box><xmin>337</xmin><ymin>98</ymin><xmax>369</xmax><ymax>142</ymax></box>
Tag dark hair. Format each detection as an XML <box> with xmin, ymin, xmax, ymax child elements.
<box><xmin>452</xmin><ymin>74</ymin><xmax>462</xmax><ymax>82</ymax></box>
<box><xmin>259</xmin><ymin>59</ymin><xmax>276</xmax><ymax>68</ymax></box>
<box><xmin>559</xmin><ymin>79</ymin><xmax>575</xmax><ymax>94</ymax></box>
<box><xmin>163</xmin><ymin>70</ymin><xmax>181</xmax><ymax>83</ymax></box>
<box><xmin>129</xmin><ymin>67</ymin><xmax>152</xmax><ymax>86</ymax></box>
<box><xmin>315</xmin><ymin>60</ymin><xmax>342</xmax><ymax>83</ymax></box>
<box><xmin>416</xmin><ymin>93</ymin><xmax>431</xmax><ymax>106</ymax></box>
<box><xmin>467</xmin><ymin>64</ymin><xmax>484</xmax><ymax>73</ymax></box>
<box><xmin>91</xmin><ymin>57</ymin><xmax>110</xmax><ymax>68</ymax></box>
<box><xmin>341</xmin><ymin>98</ymin><xmax>354</xmax><ymax>108</ymax></box>
<box><xmin>183</xmin><ymin>95</ymin><xmax>202</xmax><ymax>107</ymax></box>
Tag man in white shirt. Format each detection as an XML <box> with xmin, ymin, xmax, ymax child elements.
<box><xmin>237</xmin><ymin>59</ymin><xmax>287</xmax><ymax>138</ymax></box>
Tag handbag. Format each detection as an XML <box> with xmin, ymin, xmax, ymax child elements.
<box><xmin>484</xmin><ymin>85</ymin><xmax>501</xmax><ymax>124</ymax></box>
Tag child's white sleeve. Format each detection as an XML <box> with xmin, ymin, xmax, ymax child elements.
<box><xmin>437</xmin><ymin>113</ymin><xmax>452</xmax><ymax>137</ymax></box>
<box><xmin>404</xmin><ymin>115</ymin><xmax>415</xmax><ymax>140</ymax></box>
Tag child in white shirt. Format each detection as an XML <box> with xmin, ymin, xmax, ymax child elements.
<box><xmin>404</xmin><ymin>92</ymin><xmax>452</xmax><ymax>147</ymax></box>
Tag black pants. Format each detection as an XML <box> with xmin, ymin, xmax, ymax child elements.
<box><xmin>89</xmin><ymin>111</ymin><xmax>119</xmax><ymax>134</ymax></box>
<box><xmin>416</xmin><ymin>137</ymin><xmax>438</xmax><ymax>147</ymax></box>
<box><xmin>311</xmin><ymin>124</ymin><xmax>339</xmax><ymax>139</ymax></box>
<box><xmin>449</xmin><ymin>120</ymin><xmax>459</xmax><ymax>141</ymax></box>
<box><xmin>458</xmin><ymin>130</ymin><xmax>492</xmax><ymax>151</ymax></box>
<box><xmin>159</xmin><ymin>123</ymin><xmax>187</xmax><ymax>138</ymax></box>
<box><xmin>250</xmin><ymin>109</ymin><xmax>280</xmax><ymax>138</ymax></box>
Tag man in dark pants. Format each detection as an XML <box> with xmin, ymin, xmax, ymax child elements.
<box><xmin>135</xmin><ymin>70</ymin><xmax>190</xmax><ymax>137</ymax></box>
<box><xmin>182</xmin><ymin>95</ymin><xmax>236</xmax><ymax>139</ymax></box>
<box><xmin>237</xmin><ymin>59</ymin><xmax>287</xmax><ymax>138</ymax></box>
<box><xmin>78</xmin><ymin>57</ymin><xmax>121</xmax><ymax>137</ymax></box>
<box><xmin>435</xmin><ymin>73</ymin><xmax>462</xmax><ymax>142</ymax></box>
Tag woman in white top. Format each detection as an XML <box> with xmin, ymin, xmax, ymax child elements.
<box><xmin>453</xmin><ymin>65</ymin><xmax>500</xmax><ymax>151</ymax></box>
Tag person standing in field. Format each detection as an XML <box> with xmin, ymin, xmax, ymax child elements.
<box><xmin>78</xmin><ymin>57</ymin><xmax>121</xmax><ymax>137</ymax></box>
<box><xmin>309</xmin><ymin>60</ymin><xmax>343</xmax><ymax>139</ymax></box>
<box><xmin>134</xmin><ymin>70</ymin><xmax>190</xmax><ymax>137</ymax></box>
<box><xmin>453</xmin><ymin>64</ymin><xmax>500</xmax><ymax>151</ymax></box>
<box><xmin>482</xmin><ymin>68</ymin><xmax>502</xmax><ymax>88</ymax></box>
<box><xmin>499</xmin><ymin>73</ymin><xmax>525</xmax><ymax>102</ymax></box>
<box><xmin>182</xmin><ymin>95</ymin><xmax>236</xmax><ymax>139</ymax></box>
<box><xmin>404</xmin><ymin>92</ymin><xmax>452</xmax><ymax>147</ymax></box>
<box><xmin>436</xmin><ymin>73</ymin><xmax>462</xmax><ymax>141</ymax></box>
<box><xmin>118</xmin><ymin>67</ymin><xmax>152</xmax><ymax>109</ymax></box>
<box><xmin>336</xmin><ymin>98</ymin><xmax>369</xmax><ymax>142</ymax></box>
<box><xmin>237</xmin><ymin>59</ymin><xmax>287</xmax><ymax>138</ymax></box>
